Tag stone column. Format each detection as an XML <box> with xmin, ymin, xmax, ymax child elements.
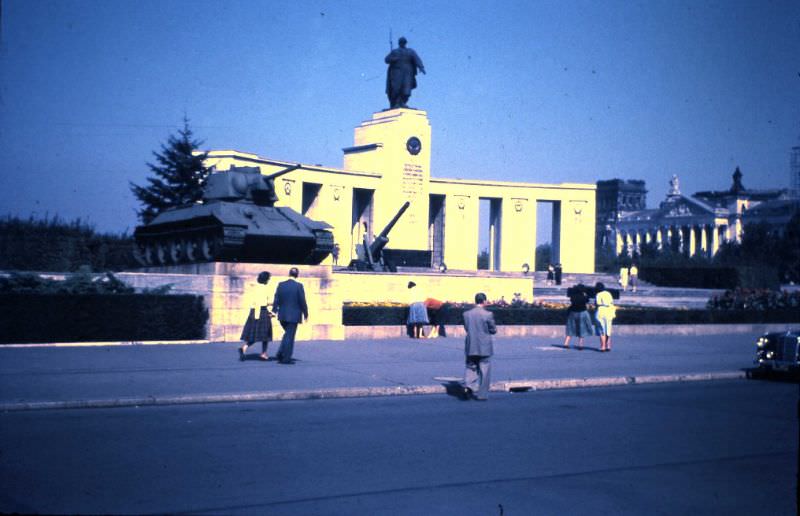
<box><xmin>734</xmin><ymin>217</ymin><xmax>743</xmax><ymax>244</ymax></box>
<box><xmin>615</xmin><ymin>231</ymin><xmax>624</xmax><ymax>256</ymax></box>
<box><xmin>656</xmin><ymin>228</ymin><xmax>663</xmax><ymax>250</ymax></box>
<box><xmin>688</xmin><ymin>226</ymin><xmax>696</xmax><ymax>256</ymax></box>
<box><xmin>711</xmin><ymin>225</ymin><xmax>720</xmax><ymax>256</ymax></box>
<box><xmin>700</xmin><ymin>225</ymin><xmax>708</xmax><ymax>256</ymax></box>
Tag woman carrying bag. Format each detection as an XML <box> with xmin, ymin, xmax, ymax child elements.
<box><xmin>239</xmin><ymin>271</ymin><xmax>274</xmax><ymax>361</ymax></box>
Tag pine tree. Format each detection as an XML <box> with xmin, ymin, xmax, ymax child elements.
<box><xmin>130</xmin><ymin>117</ymin><xmax>210</xmax><ymax>224</ymax></box>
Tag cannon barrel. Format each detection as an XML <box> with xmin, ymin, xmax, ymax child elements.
<box><xmin>375</xmin><ymin>201</ymin><xmax>410</xmax><ymax>241</ymax></box>
<box><xmin>266</xmin><ymin>164</ymin><xmax>302</xmax><ymax>181</ymax></box>
<box><xmin>368</xmin><ymin>201</ymin><xmax>410</xmax><ymax>259</ymax></box>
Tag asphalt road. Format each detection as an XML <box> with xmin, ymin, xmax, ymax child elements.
<box><xmin>0</xmin><ymin>379</ymin><xmax>796</xmax><ymax>515</ymax></box>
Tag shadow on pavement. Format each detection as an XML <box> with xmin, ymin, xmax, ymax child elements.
<box><xmin>439</xmin><ymin>380</ymin><xmax>471</xmax><ymax>401</ymax></box>
<box><xmin>551</xmin><ymin>344</ymin><xmax>605</xmax><ymax>353</ymax></box>
<box><xmin>744</xmin><ymin>367</ymin><xmax>800</xmax><ymax>383</ymax></box>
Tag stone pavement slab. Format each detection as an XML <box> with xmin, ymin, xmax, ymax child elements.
<box><xmin>0</xmin><ymin>331</ymin><xmax>764</xmax><ymax>409</ymax></box>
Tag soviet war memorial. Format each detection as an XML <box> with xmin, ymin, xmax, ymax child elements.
<box><xmin>1</xmin><ymin>2</ymin><xmax>799</xmax><ymax>514</ymax></box>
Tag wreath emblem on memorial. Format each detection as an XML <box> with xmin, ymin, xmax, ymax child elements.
<box><xmin>406</xmin><ymin>136</ymin><xmax>422</xmax><ymax>155</ymax></box>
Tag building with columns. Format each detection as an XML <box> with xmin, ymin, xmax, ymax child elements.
<box><xmin>608</xmin><ymin>167</ymin><xmax>794</xmax><ymax>258</ymax></box>
<box><xmin>203</xmin><ymin>108</ymin><xmax>597</xmax><ymax>274</ymax></box>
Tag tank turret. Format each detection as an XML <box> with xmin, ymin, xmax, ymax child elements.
<box><xmin>133</xmin><ymin>164</ymin><xmax>334</xmax><ymax>266</ymax></box>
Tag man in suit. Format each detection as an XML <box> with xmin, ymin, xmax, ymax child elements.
<box><xmin>462</xmin><ymin>292</ymin><xmax>496</xmax><ymax>401</ymax></box>
<box><xmin>273</xmin><ymin>267</ymin><xmax>308</xmax><ymax>364</ymax></box>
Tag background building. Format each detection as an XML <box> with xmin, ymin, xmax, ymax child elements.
<box><xmin>599</xmin><ymin>168</ymin><xmax>795</xmax><ymax>258</ymax></box>
<box><xmin>595</xmin><ymin>179</ymin><xmax>647</xmax><ymax>250</ymax></box>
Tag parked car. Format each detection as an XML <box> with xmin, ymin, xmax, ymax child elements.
<box><xmin>754</xmin><ymin>329</ymin><xmax>800</xmax><ymax>372</ymax></box>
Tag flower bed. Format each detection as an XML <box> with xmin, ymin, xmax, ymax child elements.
<box><xmin>342</xmin><ymin>301</ymin><xmax>800</xmax><ymax>326</ymax></box>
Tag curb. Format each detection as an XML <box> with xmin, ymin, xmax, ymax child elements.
<box><xmin>0</xmin><ymin>371</ymin><xmax>745</xmax><ymax>412</ymax></box>
<box><xmin>0</xmin><ymin>340</ymin><xmax>210</xmax><ymax>348</ymax></box>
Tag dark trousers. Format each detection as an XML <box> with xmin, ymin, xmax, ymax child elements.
<box><xmin>277</xmin><ymin>321</ymin><xmax>298</xmax><ymax>363</ymax></box>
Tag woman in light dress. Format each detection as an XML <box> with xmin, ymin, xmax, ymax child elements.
<box><xmin>239</xmin><ymin>271</ymin><xmax>274</xmax><ymax>361</ymax></box>
<box><xmin>594</xmin><ymin>282</ymin><xmax>616</xmax><ymax>352</ymax></box>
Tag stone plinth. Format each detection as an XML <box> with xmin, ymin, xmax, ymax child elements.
<box><xmin>121</xmin><ymin>263</ymin><xmax>535</xmax><ymax>342</ymax></box>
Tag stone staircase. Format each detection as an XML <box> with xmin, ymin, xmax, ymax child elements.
<box><xmin>389</xmin><ymin>268</ymin><xmax>723</xmax><ymax>309</ymax></box>
<box><xmin>530</xmin><ymin>271</ymin><xmax>722</xmax><ymax>309</ymax></box>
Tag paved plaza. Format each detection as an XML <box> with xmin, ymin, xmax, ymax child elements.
<box><xmin>0</xmin><ymin>331</ymin><xmax>779</xmax><ymax>410</ymax></box>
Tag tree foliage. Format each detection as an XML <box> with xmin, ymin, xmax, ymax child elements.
<box><xmin>0</xmin><ymin>215</ymin><xmax>136</xmax><ymax>272</ymax></box>
<box><xmin>130</xmin><ymin>118</ymin><xmax>210</xmax><ymax>224</ymax></box>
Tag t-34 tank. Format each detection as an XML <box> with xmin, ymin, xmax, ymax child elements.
<box><xmin>133</xmin><ymin>165</ymin><xmax>334</xmax><ymax>266</ymax></box>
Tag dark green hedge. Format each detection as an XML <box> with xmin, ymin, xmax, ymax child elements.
<box><xmin>0</xmin><ymin>293</ymin><xmax>207</xmax><ymax>344</ymax></box>
<box><xmin>640</xmin><ymin>266</ymin><xmax>779</xmax><ymax>289</ymax></box>
<box><xmin>0</xmin><ymin>216</ymin><xmax>138</xmax><ymax>272</ymax></box>
<box><xmin>342</xmin><ymin>305</ymin><xmax>800</xmax><ymax>326</ymax></box>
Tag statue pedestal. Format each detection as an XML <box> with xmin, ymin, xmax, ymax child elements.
<box><xmin>343</xmin><ymin>109</ymin><xmax>431</xmax><ymax>251</ymax></box>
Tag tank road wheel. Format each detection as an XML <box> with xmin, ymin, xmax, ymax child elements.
<box><xmin>143</xmin><ymin>243</ymin><xmax>157</xmax><ymax>266</ymax></box>
<box><xmin>200</xmin><ymin>234</ymin><xmax>222</xmax><ymax>261</ymax></box>
<box><xmin>155</xmin><ymin>241</ymin><xmax>169</xmax><ymax>265</ymax></box>
<box><xmin>168</xmin><ymin>240</ymin><xmax>183</xmax><ymax>263</ymax></box>
<box><xmin>184</xmin><ymin>239</ymin><xmax>198</xmax><ymax>262</ymax></box>
<box><xmin>132</xmin><ymin>243</ymin><xmax>148</xmax><ymax>266</ymax></box>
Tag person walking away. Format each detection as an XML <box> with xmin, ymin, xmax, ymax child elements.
<box><xmin>554</xmin><ymin>263</ymin><xmax>563</xmax><ymax>285</ymax></box>
<box><xmin>406</xmin><ymin>281</ymin><xmax>429</xmax><ymax>338</ymax></box>
<box><xmin>239</xmin><ymin>271</ymin><xmax>274</xmax><ymax>361</ymax></box>
<box><xmin>619</xmin><ymin>266</ymin><xmax>629</xmax><ymax>291</ymax></box>
<box><xmin>629</xmin><ymin>264</ymin><xmax>639</xmax><ymax>292</ymax></box>
<box><xmin>462</xmin><ymin>292</ymin><xmax>496</xmax><ymax>401</ymax></box>
<box><xmin>594</xmin><ymin>282</ymin><xmax>616</xmax><ymax>352</ymax></box>
<box><xmin>546</xmin><ymin>263</ymin><xmax>555</xmax><ymax>286</ymax></box>
<box><xmin>563</xmin><ymin>284</ymin><xmax>593</xmax><ymax>350</ymax></box>
<box><xmin>273</xmin><ymin>267</ymin><xmax>308</xmax><ymax>364</ymax></box>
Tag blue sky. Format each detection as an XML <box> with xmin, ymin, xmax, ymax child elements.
<box><xmin>1</xmin><ymin>0</ymin><xmax>798</xmax><ymax>235</ymax></box>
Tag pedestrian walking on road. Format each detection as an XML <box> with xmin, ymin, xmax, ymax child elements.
<box><xmin>239</xmin><ymin>271</ymin><xmax>274</xmax><ymax>361</ymax></box>
<box><xmin>273</xmin><ymin>267</ymin><xmax>308</xmax><ymax>364</ymax></box>
<box><xmin>462</xmin><ymin>292</ymin><xmax>496</xmax><ymax>401</ymax></box>
<box><xmin>564</xmin><ymin>284</ymin><xmax>593</xmax><ymax>350</ymax></box>
<box><xmin>594</xmin><ymin>282</ymin><xmax>616</xmax><ymax>352</ymax></box>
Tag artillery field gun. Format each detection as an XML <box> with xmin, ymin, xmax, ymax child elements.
<box><xmin>133</xmin><ymin>165</ymin><xmax>334</xmax><ymax>266</ymax></box>
<box><xmin>349</xmin><ymin>201</ymin><xmax>410</xmax><ymax>272</ymax></box>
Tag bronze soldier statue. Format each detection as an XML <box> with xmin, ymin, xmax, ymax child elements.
<box><xmin>385</xmin><ymin>37</ymin><xmax>425</xmax><ymax>109</ymax></box>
